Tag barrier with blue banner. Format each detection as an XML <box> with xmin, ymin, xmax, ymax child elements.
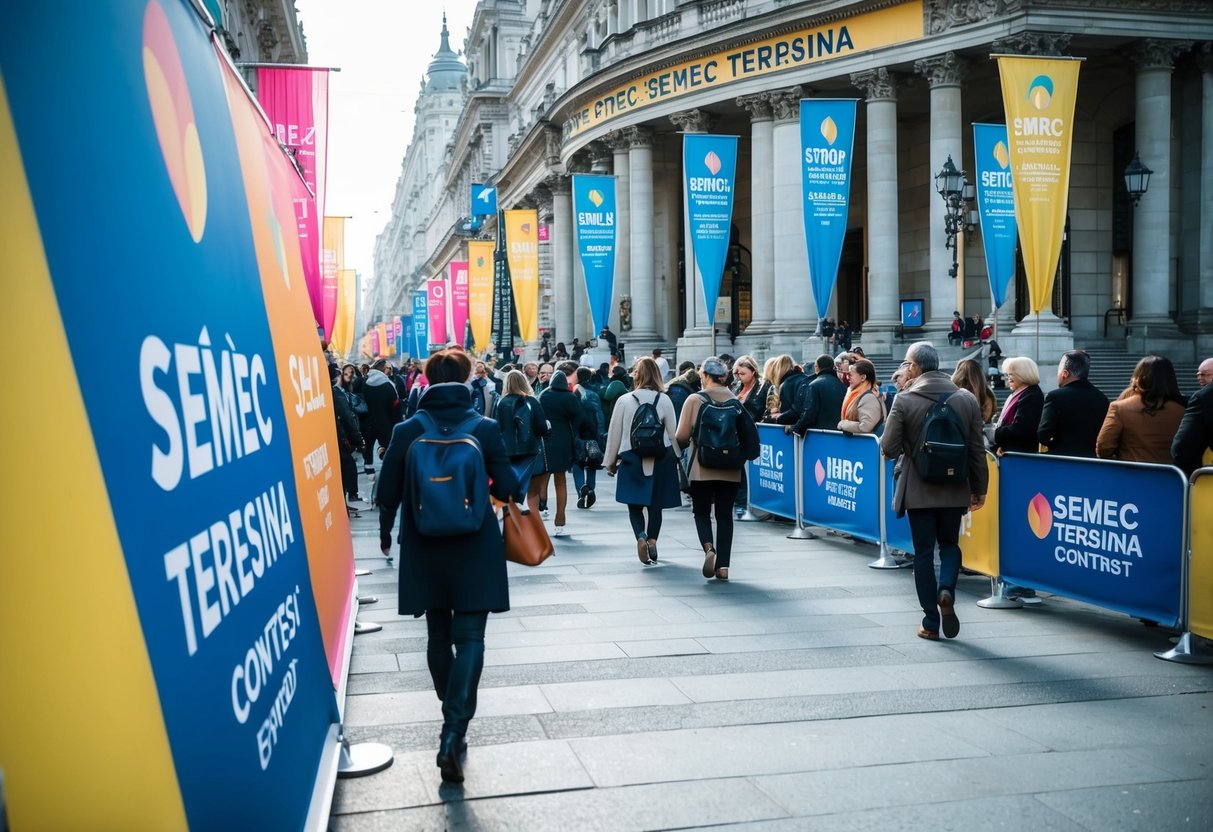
<box><xmin>748</xmin><ymin>424</ymin><xmax>797</xmax><ymax>520</ymax></box>
<box><xmin>800</xmin><ymin>431</ymin><xmax>881</xmax><ymax>543</ymax></box>
<box><xmin>999</xmin><ymin>454</ymin><xmax>1186</xmax><ymax>628</ymax></box>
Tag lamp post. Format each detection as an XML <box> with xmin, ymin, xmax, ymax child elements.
<box><xmin>935</xmin><ymin>155</ymin><xmax>977</xmax><ymax>324</ymax></box>
<box><xmin>1123</xmin><ymin>152</ymin><xmax>1152</xmax><ymax>206</ymax></box>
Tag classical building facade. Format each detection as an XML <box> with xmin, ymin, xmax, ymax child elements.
<box><xmin>206</xmin><ymin>0</ymin><xmax>308</xmax><ymax>87</ymax></box>
<box><xmin>371</xmin><ymin>0</ymin><xmax>1213</xmax><ymax>363</ymax></box>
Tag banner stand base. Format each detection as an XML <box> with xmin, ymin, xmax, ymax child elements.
<box><xmin>355</xmin><ymin>569</ymin><xmax>372</xmax><ymax>577</ymax></box>
<box><xmin>787</xmin><ymin>525</ymin><xmax>815</xmax><ymax>540</ymax></box>
<box><xmin>337</xmin><ymin>730</ymin><xmax>394</xmax><ymax>778</ymax></box>
<box><xmin>354</xmin><ymin>620</ymin><xmax>382</xmax><ymax>635</ymax></box>
<box><xmin>1155</xmin><ymin>632</ymin><xmax>1213</xmax><ymax>665</ymax></box>
<box><xmin>737</xmin><ymin>508</ymin><xmax>760</xmax><ymax>522</ymax></box>
<box><xmin>357</xmin><ymin>595</ymin><xmax>379</xmax><ymax>605</ymax></box>
<box><xmin>868</xmin><ymin>543</ymin><xmax>909</xmax><ymax>570</ymax></box>
<box><xmin>976</xmin><ymin>578</ymin><xmax>1025</xmax><ymax>610</ymax></box>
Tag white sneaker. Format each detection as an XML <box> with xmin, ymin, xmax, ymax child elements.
<box><xmin>553</xmin><ymin>526</ymin><xmax>568</xmax><ymax>537</ymax></box>
<box><xmin>542</xmin><ymin>510</ymin><xmax>551</xmax><ymax>520</ymax></box>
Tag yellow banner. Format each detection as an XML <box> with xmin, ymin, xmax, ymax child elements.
<box><xmin>1189</xmin><ymin>472</ymin><xmax>1213</xmax><ymax>640</ymax></box>
<box><xmin>468</xmin><ymin>240</ymin><xmax>495</xmax><ymax>354</ymax></box>
<box><xmin>377</xmin><ymin>321</ymin><xmax>389</xmax><ymax>357</ymax></box>
<box><xmin>322</xmin><ymin>215</ymin><xmax>344</xmax><ymax>341</ymax></box>
<box><xmin>333</xmin><ymin>268</ymin><xmax>356</xmax><ymax>357</ymax></box>
<box><xmin>565</xmin><ymin>1</ymin><xmax>923</xmax><ymax>138</ymax></box>
<box><xmin>505</xmin><ymin>210</ymin><xmax>540</xmax><ymax>342</ymax></box>
<box><xmin>960</xmin><ymin>453</ymin><xmax>1000</xmax><ymax>577</ymax></box>
<box><xmin>997</xmin><ymin>56</ymin><xmax>1081</xmax><ymax>315</ymax></box>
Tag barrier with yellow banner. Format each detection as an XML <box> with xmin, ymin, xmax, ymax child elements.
<box><xmin>1157</xmin><ymin>468</ymin><xmax>1213</xmax><ymax>664</ymax></box>
<box><xmin>960</xmin><ymin>452</ymin><xmax>1000</xmax><ymax>577</ymax></box>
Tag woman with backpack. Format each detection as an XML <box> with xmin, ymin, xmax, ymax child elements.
<box><xmin>604</xmin><ymin>357</ymin><xmax>680</xmax><ymax>565</ymax></box>
<box><xmin>376</xmin><ymin>347</ymin><xmax>522</xmax><ymax>784</ymax></box>
<box><xmin>493</xmin><ymin>370</ymin><xmax>550</xmax><ymax>513</ymax></box>
<box><xmin>536</xmin><ymin>371</ymin><xmax>590</xmax><ymax>537</ymax></box>
<box><xmin>677</xmin><ymin>357</ymin><xmax>751</xmax><ymax>581</ymax></box>
<box><xmin>837</xmin><ymin>358</ymin><xmax>886</xmax><ymax>436</ymax></box>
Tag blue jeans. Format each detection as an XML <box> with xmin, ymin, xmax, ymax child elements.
<box><xmin>572</xmin><ymin>465</ymin><xmax>597</xmax><ymax>492</ymax></box>
<box><xmin>425</xmin><ymin>610</ymin><xmax>488</xmax><ymax>738</ymax></box>
<box><xmin>907</xmin><ymin>507</ymin><xmax>965</xmax><ymax>632</ymax></box>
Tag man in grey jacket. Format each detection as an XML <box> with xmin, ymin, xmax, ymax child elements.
<box><xmin>880</xmin><ymin>342</ymin><xmax>989</xmax><ymax>640</ymax></box>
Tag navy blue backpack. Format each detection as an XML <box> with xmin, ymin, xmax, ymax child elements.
<box><xmin>406</xmin><ymin>412</ymin><xmax>490</xmax><ymax>536</ymax></box>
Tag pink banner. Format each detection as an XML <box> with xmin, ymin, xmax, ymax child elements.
<box><xmin>256</xmin><ymin>67</ymin><xmax>330</xmax><ymax>330</ymax></box>
<box><xmin>450</xmin><ymin>261</ymin><xmax>469</xmax><ymax>347</ymax></box>
<box><xmin>427</xmin><ymin>278</ymin><xmax>448</xmax><ymax>345</ymax></box>
<box><xmin>370</xmin><ymin>327</ymin><xmax>380</xmax><ymax>356</ymax></box>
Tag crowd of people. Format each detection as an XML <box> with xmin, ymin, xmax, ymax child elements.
<box><xmin>323</xmin><ymin>340</ymin><xmax>1213</xmax><ymax>784</ymax></box>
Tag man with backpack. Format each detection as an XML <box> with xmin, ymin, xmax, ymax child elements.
<box><xmin>880</xmin><ymin>342</ymin><xmax>988</xmax><ymax>642</ymax></box>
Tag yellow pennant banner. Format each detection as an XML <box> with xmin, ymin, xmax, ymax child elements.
<box><xmin>505</xmin><ymin>209</ymin><xmax>540</xmax><ymax>342</ymax></box>
<box><xmin>332</xmin><ymin>268</ymin><xmax>356</xmax><ymax>357</ymax></box>
<box><xmin>997</xmin><ymin>55</ymin><xmax>1081</xmax><ymax>315</ymax></box>
<box><xmin>468</xmin><ymin>240</ymin><xmax>495</xmax><ymax>354</ymax></box>
<box><xmin>321</xmin><ymin>216</ymin><xmax>345</xmax><ymax>341</ymax></box>
<box><xmin>377</xmin><ymin>321</ymin><xmax>390</xmax><ymax>356</ymax></box>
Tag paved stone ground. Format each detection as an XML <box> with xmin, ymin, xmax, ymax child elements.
<box><xmin>331</xmin><ymin>474</ymin><xmax>1213</xmax><ymax>831</ymax></box>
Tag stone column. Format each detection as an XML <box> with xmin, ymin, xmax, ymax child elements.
<box><xmin>737</xmin><ymin>93</ymin><xmax>775</xmax><ymax>335</ymax></box>
<box><xmin>670</xmin><ymin>108</ymin><xmax>715</xmax><ymax>350</ymax></box>
<box><xmin>548</xmin><ymin>176</ymin><xmax>575</xmax><ymax>343</ymax></box>
<box><xmin>768</xmin><ymin>87</ymin><xmax>816</xmax><ymax>355</ymax></box>
<box><xmin>915</xmin><ymin>52</ymin><xmax>967</xmax><ymax>335</ymax></box>
<box><xmin>850</xmin><ymin>69</ymin><xmax>901</xmax><ymax>355</ymax></box>
<box><xmin>607</xmin><ymin>131</ymin><xmax>632</xmax><ymax>334</ymax></box>
<box><xmin>1129</xmin><ymin>38</ymin><xmax>1193</xmax><ymax>358</ymax></box>
<box><xmin>627</xmin><ymin>126</ymin><xmax>660</xmax><ymax>343</ymax></box>
<box><xmin>1198</xmin><ymin>44</ymin><xmax>1213</xmax><ymax>356</ymax></box>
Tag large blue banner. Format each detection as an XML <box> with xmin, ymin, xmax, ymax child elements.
<box><xmin>572</xmin><ymin>174</ymin><xmax>617</xmax><ymax>335</ymax></box>
<box><xmin>999</xmin><ymin>454</ymin><xmax>1186</xmax><ymax>627</ymax></box>
<box><xmin>412</xmin><ymin>291</ymin><xmax>428</xmax><ymax>357</ymax></box>
<box><xmin>800</xmin><ymin>99</ymin><xmax>857</xmax><ymax>319</ymax></box>
<box><xmin>883</xmin><ymin>457</ymin><xmax>915</xmax><ymax>555</ymax></box>
<box><xmin>748</xmin><ymin>424</ymin><xmax>798</xmax><ymax>520</ymax></box>
<box><xmin>683</xmin><ymin>133</ymin><xmax>738</xmax><ymax>326</ymax></box>
<box><xmin>402</xmin><ymin>314</ymin><xmax>414</xmax><ymax>359</ymax></box>
<box><xmin>800</xmin><ymin>431</ymin><xmax>882</xmax><ymax>543</ymax></box>
<box><xmin>973</xmin><ymin>124</ymin><xmax>1017</xmax><ymax>309</ymax></box>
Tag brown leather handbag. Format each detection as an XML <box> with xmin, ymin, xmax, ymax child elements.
<box><xmin>502</xmin><ymin>500</ymin><xmax>554</xmax><ymax>566</ymax></box>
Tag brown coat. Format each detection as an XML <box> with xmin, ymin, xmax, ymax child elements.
<box><xmin>1095</xmin><ymin>395</ymin><xmax>1184</xmax><ymax>464</ymax></box>
<box><xmin>880</xmin><ymin>371</ymin><xmax>989</xmax><ymax>513</ymax></box>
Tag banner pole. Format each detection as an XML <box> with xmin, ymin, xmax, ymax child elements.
<box><xmin>787</xmin><ymin>434</ymin><xmax>815</xmax><ymax>540</ymax></box>
<box><xmin>869</xmin><ymin>451</ymin><xmax>907</xmax><ymax>569</ymax></box>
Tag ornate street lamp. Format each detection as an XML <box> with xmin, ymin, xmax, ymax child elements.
<box><xmin>935</xmin><ymin>155</ymin><xmax>976</xmax><ymax>279</ymax></box>
<box><xmin>1123</xmin><ymin>152</ymin><xmax>1152</xmax><ymax>206</ymax></box>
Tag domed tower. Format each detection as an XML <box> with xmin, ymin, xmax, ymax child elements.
<box><xmin>425</xmin><ymin>12</ymin><xmax>466</xmax><ymax>93</ymax></box>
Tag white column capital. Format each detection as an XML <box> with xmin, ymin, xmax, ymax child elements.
<box><xmin>735</xmin><ymin>93</ymin><xmax>773</xmax><ymax>121</ymax></box>
<box><xmin>850</xmin><ymin>68</ymin><xmax>898</xmax><ymax>102</ymax></box>
<box><xmin>604</xmin><ymin>129</ymin><xmax>632</xmax><ymax>152</ymax></box>
<box><xmin>624</xmin><ymin>125</ymin><xmax>654</xmax><ymax>149</ymax></box>
<box><xmin>1133</xmin><ymin>38</ymin><xmax>1194</xmax><ymax>72</ymax></box>
<box><xmin>914</xmin><ymin>52</ymin><xmax>967</xmax><ymax>89</ymax></box>
<box><xmin>991</xmin><ymin>31</ymin><xmax>1071</xmax><ymax>56</ymax></box>
<box><xmin>669</xmin><ymin>108</ymin><xmax>714</xmax><ymax>133</ymax></box>
<box><xmin>768</xmin><ymin>87</ymin><xmax>805</xmax><ymax>122</ymax></box>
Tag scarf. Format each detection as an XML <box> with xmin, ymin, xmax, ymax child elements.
<box><xmin>996</xmin><ymin>386</ymin><xmax>1026</xmax><ymax>428</ymax></box>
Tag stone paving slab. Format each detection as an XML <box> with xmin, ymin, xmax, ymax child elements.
<box><xmin>332</xmin><ymin>472</ymin><xmax>1213</xmax><ymax>830</ymax></box>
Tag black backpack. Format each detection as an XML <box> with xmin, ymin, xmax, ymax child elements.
<box><xmin>912</xmin><ymin>391</ymin><xmax>969</xmax><ymax>485</ymax></box>
<box><xmin>629</xmin><ymin>391</ymin><xmax>666</xmax><ymax>458</ymax></box>
<box><xmin>693</xmin><ymin>393</ymin><xmax>752</xmax><ymax>469</ymax></box>
<box><xmin>499</xmin><ymin>397</ymin><xmax>540</xmax><ymax>458</ymax></box>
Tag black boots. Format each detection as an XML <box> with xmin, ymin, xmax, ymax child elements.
<box><xmin>436</xmin><ymin>731</ymin><xmax>465</xmax><ymax>783</ymax></box>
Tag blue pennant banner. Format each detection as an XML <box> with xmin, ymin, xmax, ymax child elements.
<box><xmin>572</xmin><ymin>174</ymin><xmax>617</xmax><ymax>335</ymax></box>
<box><xmin>683</xmin><ymin>134</ymin><xmax>738</xmax><ymax>326</ymax></box>
<box><xmin>973</xmin><ymin>123</ymin><xmax>1017</xmax><ymax>309</ymax></box>
<box><xmin>412</xmin><ymin>291</ymin><xmax>429</xmax><ymax>357</ymax></box>
<box><xmin>799</xmin><ymin>99</ymin><xmax>857</xmax><ymax>319</ymax></box>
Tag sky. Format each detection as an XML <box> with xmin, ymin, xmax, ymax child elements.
<box><xmin>294</xmin><ymin>0</ymin><xmax>480</xmax><ymax>288</ymax></box>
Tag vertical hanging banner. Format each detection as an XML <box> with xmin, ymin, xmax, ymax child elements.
<box><xmin>256</xmin><ymin>65</ymin><xmax>330</xmax><ymax>328</ymax></box>
<box><xmin>799</xmin><ymin>99</ymin><xmax>857</xmax><ymax>319</ymax></box>
<box><xmin>376</xmin><ymin>322</ymin><xmax>389</xmax><ymax>357</ymax></box>
<box><xmin>468</xmin><ymin>240</ymin><xmax>495</xmax><ymax>354</ymax></box>
<box><xmin>572</xmin><ymin>174</ymin><xmax>618</xmax><ymax>334</ymax></box>
<box><xmin>996</xmin><ymin>55</ymin><xmax>1081</xmax><ymax>314</ymax></box>
<box><xmin>504</xmin><ymin>209</ymin><xmax>540</xmax><ymax>342</ymax></box>
<box><xmin>450</xmin><ymin>260</ymin><xmax>470</xmax><ymax>348</ymax></box>
<box><xmin>0</xmin><ymin>2</ymin><xmax>349</xmax><ymax>828</ymax></box>
<box><xmin>402</xmin><ymin>315</ymin><xmax>414</xmax><ymax>359</ymax></box>
<box><xmin>333</xmin><ymin>267</ymin><xmax>356</xmax><ymax>356</ymax></box>
<box><xmin>683</xmin><ymin>134</ymin><xmax>738</xmax><ymax>326</ymax></box>
<box><xmin>370</xmin><ymin>326</ymin><xmax>380</xmax><ymax>356</ymax></box>
<box><xmin>320</xmin><ymin>216</ymin><xmax>344</xmax><ymax>341</ymax></box>
<box><xmin>427</xmin><ymin>278</ymin><xmax>449</xmax><ymax>346</ymax></box>
<box><xmin>973</xmin><ymin>124</ymin><xmax>1018</xmax><ymax>309</ymax></box>
<box><xmin>412</xmin><ymin>291</ymin><xmax>429</xmax><ymax>356</ymax></box>
<box><xmin>393</xmin><ymin>316</ymin><xmax>402</xmax><ymax>356</ymax></box>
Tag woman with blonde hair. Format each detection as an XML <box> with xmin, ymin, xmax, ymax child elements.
<box><xmin>838</xmin><ymin>358</ymin><xmax>886</xmax><ymax>435</ymax></box>
<box><xmin>991</xmin><ymin>356</ymin><xmax>1044</xmax><ymax>455</ymax></box>
<box><xmin>1096</xmin><ymin>354</ymin><xmax>1185</xmax><ymax>463</ymax></box>
<box><xmin>604</xmin><ymin>356</ymin><xmax>680</xmax><ymax>564</ymax></box>
<box><xmin>952</xmin><ymin>358</ymin><xmax>997</xmax><ymax>424</ymax></box>
<box><xmin>764</xmin><ymin>353</ymin><xmax>810</xmax><ymax>425</ymax></box>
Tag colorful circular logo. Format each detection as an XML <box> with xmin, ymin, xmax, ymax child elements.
<box><xmin>1027</xmin><ymin>75</ymin><xmax>1054</xmax><ymax>110</ymax></box>
<box><xmin>1027</xmin><ymin>492</ymin><xmax>1053</xmax><ymax>539</ymax></box>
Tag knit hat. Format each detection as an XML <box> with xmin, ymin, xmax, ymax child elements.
<box><xmin>702</xmin><ymin>356</ymin><xmax>728</xmax><ymax>379</ymax></box>
<box><xmin>549</xmin><ymin>370</ymin><xmax>570</xmax><ymax>392</ymax></box>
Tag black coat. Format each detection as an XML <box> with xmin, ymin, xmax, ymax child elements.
<box><xmin>538</xmin><ymin>387</ymin><xmax>590</xmax><ymax>472</ymax></box>
<box><xmin>331</xmin><ymin>384</ymin><xmax>363</xmax><ymax>449</ymax></box>
<box><xmin>362</xmin><ymin>370</ymin><xmax>402</xmax><ymax>449</ymax></box>
<box><xmin>1172</xmin><ymin>382</ymin><xmax>1213</xmax><ymax>475</ymax></box>
<box><xmin>774</xmin><ymin>368</ymin><xmax>811</xmax><ymax>425</ymax></box>
<box><xmin>377</xmin><ymin>383</ymin><xmax>519</xmax><ymax>616</ymax></box>
<box><xmin>794</xmin><ymin>372</ymin><xmax>848</xmax><ymax>435</ymax></box>
<box><xmin>992</xmin><ymin>384</ymin><xmax>1044</xmax><ymax>454</ymax></box>
<box><xmin>1038</xmin><ymin>379</ymin><xmax>1109</xmax><ymax>458</ymax></box>
<box><xmin>493</xmin><ymin>393</ymin><xmax>550</xmax><ymax>459</ymax></box>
